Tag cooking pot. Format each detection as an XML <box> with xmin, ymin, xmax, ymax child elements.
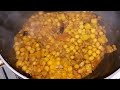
<box><xmin>0</xmin><ymin>11</ymin><xmax>120</xmax><ymax>79</ymax></box>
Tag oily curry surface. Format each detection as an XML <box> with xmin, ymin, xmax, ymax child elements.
<box><xmin>13</xmin><ymin>11</ymin><xmax>117</xmax><ymax>79</ymax></box>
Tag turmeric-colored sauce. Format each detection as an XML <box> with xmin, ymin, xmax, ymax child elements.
<box><xmin>14</xmin><ymin>11</ymin><xmax>117</xmax><ymax>79</ymax></box>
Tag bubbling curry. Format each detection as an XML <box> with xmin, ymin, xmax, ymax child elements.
<box><xmin>13</xmin><ymin>11</ymin><xmax>117</xmax><ymax>79</ymax></box>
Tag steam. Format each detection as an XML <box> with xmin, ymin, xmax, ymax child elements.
<box><xmin>0</xmin><ymin>11</ymin><xmax>35</xmax><ymax>55</ymax></box>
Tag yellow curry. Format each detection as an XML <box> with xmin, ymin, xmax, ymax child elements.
<box><xmin>13</xmin><ymin>11</ymin><xmax>117</xmax><ymax>79</ymax></box>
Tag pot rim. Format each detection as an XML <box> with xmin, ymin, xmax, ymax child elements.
<box><xmin>0</xmin><ymin>55</ymin><xmax>28</xmax><ymax>79</ymax></box>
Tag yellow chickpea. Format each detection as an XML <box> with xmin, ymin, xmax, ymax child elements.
<box><xmin>15</xmin><ymin>46</ymin><xmax>19</xmax><ymax>51</ymax></box>
<box><xmin>70</xmin><ymin>56</ymin><xmax>74</xmax><ymax>59</ymax></box>
<box><xmin>89</xmin><ymin>56</ymin><xmax>94</xmax><ymax>61</ymax></box>
<box><xmin>16</xmin><ymin>60</ymin><xmax>22</xmax><ymax>67</ymax></box>
<box><xmin>82</xmin><ymin>48</ymin><xmax>87</xmax><ymax>53</ymax></box>
<box><xmin>36</xmin><ymin>47</ymin><xmax>40</xmax><ymax>51</ymax></box>
<box><xmin>75</xmin><ymin>35</ymin><xmax>80</xmax><ymax>39</ymax></box>
<box><xmin>70</xmin><ymin>45</ymin><xmax>74</xmax><ymax>51</ymax></box>
<box><xmin>20</xmin><ymin>48</ymin><xmax>25</xmax><ymax>52</ymax></box>
<box><xmin>77</xmin><ymin>39</ymin><xmax>82</xmax><ymax>44</ymax></box>
<box><xmin>70</xmin><ymin>38</ymin><xmax>75</xmax><ymax>42</ymax></box>
<box><xmin>90</xmin><ymin>34</ymin><xmax>96</xmax><ymax>39</ymax></box>
<box><xmin>88</xmin><ymin>50</ymin><xmax>92</xmax><ymax>56</ymax></box>
<box><xmin>46</xmin><ymin>45</ymin><xmax>50</xmax><ymax>49</ymax></box>
<box><xmin>96</xmin><ymin>42</ymin><xmax>100</xmax><ymax>47</ymax></box>
<box><xmin>91</xmin><ymin>18</ymin><xmax>98</xmax><ymax>24</ymax></box>
<box><xmin>52</xmin><ymin>51</ymin><xmax>56</xmax><ymax>55</ymax></box>
<box><xmin>37</xmin><ymin>68</ymin><xmax>41</xmax><ymax>73</ymax></box>
<box><xmin>99</xmin><ymin>31</ymin><xmax>104</xmax><ymax>35</ymax></box>
<box><xmin>92</xmin><ymin>52</ymin><xmax>97</xmax><ymax>57</ymax></box>
<box><xmin>68</xmin><ymin>73</ymin><xmax>73</xmax><ymax>79</ymax></box>
<box><xmin>91</xmin><ymin>28</ymin><xmax>96</xmax><ymax>33</ymax></box>
<box><xmin>21</xmin><ymin>52</ymin><xmax>25</xmax><ymax>56</ymax></box>
<box><xmin>66</xmin><ymin>49</ymin><xmax>70</xmax><ymax>53</ymax></box>
<box><xmin>30</xmin><ymin>48</ymin><xmax>35</xmax><ymax>54</ymax></box>
<box><xmin>22</xmin><ymin>66</ymin><xmax>27</xmax><ymax>71</ymax></box>
<box><xmin>98</xmin><ymin>45</ymin><xmax>104</xmax><ymax>51</ymax></box>
<box><xmin>16</xmin><ymin>51</ymin><xmax>20</xmax><ymax>55</ymax></box>
<box><xmin>68</xmin><ymin>66</ymin><xmax>73</xmax><ymax>72</ymax></box>
<box><xmin>78</xmin><ymin>69</ymin><xmax>82</xmax><ymax>74</ymax></box>
<box><xmin>84</xmin><ymin>54</ymin><xmax>89</xmax><ymax>60</ymax></box>
<box><xmin>81</xmin><ymin>34</ymin><xmax>89</xmax><ymax>41</ymax></box>
<box><xmin>15</xmin><ymin>42</ymin><xmax>19</xmax><ymax>46</ymax></box>
<box><xmin>47</xmin><ymin>60</ymin><xmax>53</xmax><ymax>66</ymax></box>
<box><xmin>45</xmin><ymin>66</ymin><xmax>49</xmax><ymax>72</ymax></box>
<box><xmin>96</xmin><ymin>50</ymin><xmax>100</xmax><ymax>55</ymax></box>
<box><xmin>93</xmin><ymin>47</ymin><xmax>97</xmax><ymax>52</ymax></box>
<box><xmin>74</xmin><ymin>64</ymin><xmax>79</xmax><ymax>69</ymax></box>
<box><xmin>63</xmin><ymin>45</ymin><xmax>68</xmax><ymax>48</ymax></box>
<box><xmin>88</xmin><ymin>46</ymin><xmax>92</xmax><ymax>49</ymax></box>
<box><xmin>26</xmin><ymin>46</ymin><xmax>31</xmax><ymax>51</ymax></box>
<box><xmin>56</xmin><ymin>52</ymin><xmax>60</xmax><ymax>56</ymax></box>
<box><xmin>84</xmin><ymin>23</ymin><xmax>91</xmax><ymax>30</ymax></box>
<box><xmin>35</xmin><ymin>43</ymin><xmax>39</xmax><ymax>48</ymax></box>
<box><xmin>93</xmin><ymin>38</ymin><xmax>97</xmax><ymax>43</ymax></box>
<box><xmin>78</xmin><ymin>29</ymin><xmax>82</xmax><ymax>34</ymax></box>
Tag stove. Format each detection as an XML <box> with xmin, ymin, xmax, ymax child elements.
<box><xmin>0</xmin><ymin>65</ymin><xmax>20</xmax><ymax>79</ymax></box>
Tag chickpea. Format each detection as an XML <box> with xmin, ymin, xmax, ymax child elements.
<box><xmin>99</xmin><ymin>31</ymin><xmax>104</xmax><ymax>35</ymax></box>
<box><xmin>20</xmin><ymin>48</ymin><xmax>25</xmax><ymax>52</ymax></box>
<box><xmin>45</xmin><ymin>66</ymin><xmax>49</xmax><ymax>71</ymax></box>
<box><xmin>46</xmin><ymin>45</ymin><xmax>50</xmax><ymax>49</ymax></box>
<box><xmin>92</xmin><ymin>52</ymin><xmax>97</xmax><ymax>57</ymax></box>
<box><xmin>15</xmin><ymin>42</ymin><xmax>19</xmax><ymax>46</ymax></box>
<box><xmin>70</xmin><ymin>38</ymin><xmax>75</xmax><ymax>42</ymax></box>
<box><xmin>75</xmin><ymin>35</ymin><xmax>80</xmax><ymax>39</ymax></box>
<box><xmin>93</xmin><ymin>38</ymin><xmax>97</xmax><ymax>43</ymax></box>
<box><xmin>35</xmin><ymin>43</ymin><xmax>39</xmax><ymax>47</ymax></box>
<box><xmin>98</xmin><ymin>45</ymin><xmax>104</xmax><ymax>51</ymax></box>
<box><xmin>89</xmin><ymin>56</ymin><xmax>94</xmax><ymax>61</ymax></box>
<box><xmin>90</xmin><ymin>34</ymin><xmax>96</xmax><ymax>39</ymax></box>
<box><xmin>96</xmin><ymin>42</ymin><xmax>100</xmax><ymax>47</ymax></box>
<box><xmin>74</xmin><ymin>64</ymin><xmax>79</xmax><ymax>69</ymax></box>
<box><xmin>70</xmin><ymin>45</ymin><xmax>74</xmax><ymax>51</ymax></box>
<box><xmin>84</xmin><ymin>23</ymin><xmax>91</xmax><ymax>30</ymax></box>
<box><xmin>26</xmin><ymin>46</ymin><xmax>31</xmax><ymax>51</ymax></box>
<box><xmin>70</xmin><ymin>56</ymin><xmax>74</xmax><ymax>59</ymax></box>
<box><xmin>68</xmin><ymin>66</ymin><xmax>73</xmax><ymax>72</ymax></box>
<box><xmin>16</xmin><ymin>51</ymin><xmax>20</xmax><ymax>55</ymax></box>
<box><xmin>88</xmin><ymin>46</ymin><xmax>92</xmax><ymax>49</ymax></box>
<box><xmin>63</xmin><ymin>45</ymin><xmax>68</xmax><ymax>48</ymax></box>
<box><xmin>91</xmin><ymin>28</ymin><xmax>96</xmax><ymax>33</ymax></box>
<box><xmin>81</xmin><ymin>34</ymin><xmax>89</xmax><ymax>41</ymax></box>
<box><xmin>30</xmin><ymin>48</ymin><xmax>35</xmax><ymax>54</ymax></box>
<box><xmin>66</xmin><ymin>49</ymin><xmax>70</xmax><ymax>53</ymax></box>
<box><xmin>22</xmin><ymin>66</ymin><xmax>27</xmax><ymax>71</ymax></box>
<box><xmin>96</xmin><ymin>50</ymin><xmax>100</xmax><ymax>55</ymax></box>
<box><xmin>91</xmin><ymin>18</ymin><xmax>98</xmax><ymax>24</ymax></box>
<box><xmin>77</xmin><ymin>39</ymin><xmax>82</xmax><ymax>44</ymax></box>
<box><xmin>47</xmin><ymin>61</ymin><xmax>53</xmax><ymax>66</ymax></box>
<box><xmin>15</xmin><ymin>46</ymin><xmax>19</xmax><ymax>51</ymax></box>
<box><xmin>88</xmin><ymin>50</ymin><xmax>92</xmax><ymax>56</ymax></box>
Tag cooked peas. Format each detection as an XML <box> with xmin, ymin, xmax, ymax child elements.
<box><xmin>14</xmin><ymin>11</ymin><xmax>117</xmax><ymax>79</ymax></box>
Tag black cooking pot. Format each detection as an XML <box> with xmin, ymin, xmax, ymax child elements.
<box><xmin>0</xmin><ymin>11</ymin><xmax>120</xmax><ymax>79</ymax></box>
